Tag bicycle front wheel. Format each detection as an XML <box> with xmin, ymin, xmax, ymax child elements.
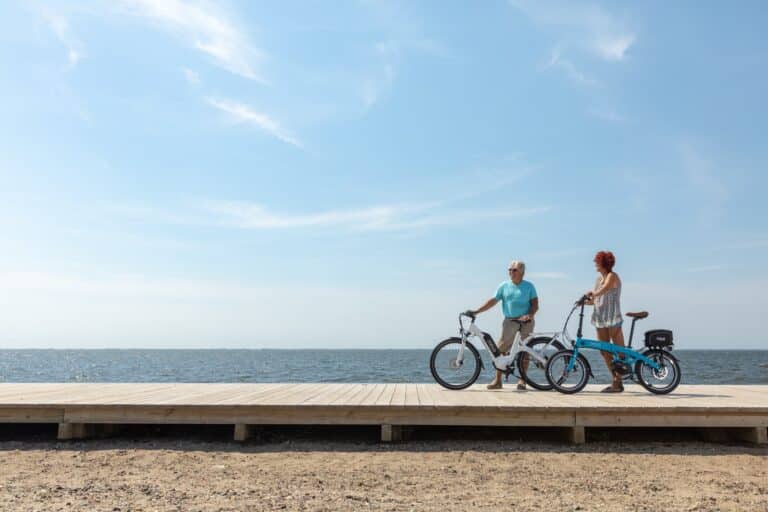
<box><xmin>545</xmin><ymin>350</ymin><xmax>590</xmax><ymax>394</ymax></box>
<box><xmin>430</xmin><ymin>337</ymin><xmax>482</xmax><ymax>390</ymax></box>
<box><xmin>635</xmin><ymin>349</ymin><xmax>681</xmax><ymax>394</ymax></box>
<box><xmin>517</xmin><ymin>337</ymin><xmax>565</xmax><ymax>390</ymax></box>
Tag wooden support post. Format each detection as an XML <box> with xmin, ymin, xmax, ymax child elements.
<box><xmin>58</xmin><ymin>423</ymin><xmax>88</xmax><ymax>440</ymax></box>
<box><xmin>567</xmin><ymin>426</ymin><xmax>586</xmax><ymax>445</ymax></box>
<box><xmin>381</xmin><ymin>424</ymin><xmax>402</xmax><ymax>443</ymax></box>
<box><xmin>234</xmin><ymin>424</ymin><xmax>253</xmax><ymax>442</ymax></box>
<box><xmin>732</xmin><ymin>427</ymin><xmax>768</xmax><ymax>445</ymax></box>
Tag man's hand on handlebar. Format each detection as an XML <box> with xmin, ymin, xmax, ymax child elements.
<box><xmin>463</xmin><ymin>310</ymin><xmax>476</xmax><ymax>319</ymax></box>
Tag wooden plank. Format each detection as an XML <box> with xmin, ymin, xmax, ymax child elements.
<box><xmin>336</xmin><ymin>384</ymin><xmax>375</xmax><ymax>406</ymax></box>
<box><xmin>374</xmin><ymin>384</ymin><xmax>397</xmax><ymax>406</ymax></box>
<box><xmin>404</xmin><ymin>384</ymin><xmax>420</xmax><ymax>407</ymax></box>
<box><xmin>389</xmin><ymin>384</ymin><xmax>407</xmax><ymax>407</ymax></box>
<box><xmin>359</xmin><ymin>384</ymin><xmax>388</xmax><ymax>406</ymax></box>
<box><xmin>216</xmin><ymin>384</ymin><xmax>294</xmax><ymax>405</ymax></box>
<box><xmin>576</xmin><ymin>413</ymin><xmax>768</xmax><ymax>428</ymax></box>
<box><xmin>301</xmin><ymin>384</ymin><xmax>348</xmax><ymax>405</ymax></box>
<box><xmin>0</xmin><ymin>407</ymin><xmax>64</xmax><ymax>423</ymax></box>
<box><xmin>415</xmin><ymin>384</ymin><xmax>434</xmax><ymax>407</ymax></box>
<box><xmin>328</xmin><ymin>384</ymin><xmax>365</xmax><ymax>405</ymax></box>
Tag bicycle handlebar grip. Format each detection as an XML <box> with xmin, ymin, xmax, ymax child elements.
<box><xmin>462</xmin><ymin>310</ymin><xmax>476</xmax><ymax>320</ymax></box>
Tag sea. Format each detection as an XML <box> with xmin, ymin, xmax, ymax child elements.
<box><xmin>0</xmin><ymin>349</ymin><xmax>767</xmax><ymax>384</ymax></box>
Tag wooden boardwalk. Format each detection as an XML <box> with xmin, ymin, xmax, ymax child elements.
<box><xmin>0</xmin><ymin>383</ymin><xmax>766</xmax><ymax>444</ymax></box>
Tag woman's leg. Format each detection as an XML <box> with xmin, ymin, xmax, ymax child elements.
<box><xmin>609</xmin><ymin>326</ymin><xmax>626</xmax><ymax>349</ymax></box>
<box><xmin>608</xmin><ymin>326</ymin><xmax>626</xmax><ymax>389</ymax></box>
<box><xmin>596</xmin><ymin>327</ymin><xmax>613</xmax><ymax>371</ymax></box>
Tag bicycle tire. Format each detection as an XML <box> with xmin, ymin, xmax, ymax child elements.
<box><xmin>430</xmin><ymin>337</ymin><xmax>482</xmax><ymax>390</ymax></box>
<box><xmin>545</xmin><ymin>349</ymin><xmax>590</xmax><ymax>394</ymax></box>
<box><xmin>634</xmin><ymin>349</ymin><xmax>681</xmax><ymax>394</ymax></box>
<box><xmin>517</xmin><ymin>336</ymin><xmax>565</xmax><ymax>391</ymax></box>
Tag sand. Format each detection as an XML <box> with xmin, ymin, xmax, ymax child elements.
<box><xmin>1</xmin><ymin>438</ymin><xmax>766</xmax><ymax>511</ymax></box>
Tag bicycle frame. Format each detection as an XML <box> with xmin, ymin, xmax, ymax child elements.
<box><xmin>457</xmin><ymin>314</ymin><xmax>570</xmax><ymax>374</ymax></box>
<box><xmin>565</xmin><ymin>301</ymin><xmax>661</xmax><ymax>372</ymax></box>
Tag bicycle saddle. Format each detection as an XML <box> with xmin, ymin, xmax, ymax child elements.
<box><xmin>626</xmin><ymin>311</ymin><xmax>649</xmax><ymax>319</ymax></box>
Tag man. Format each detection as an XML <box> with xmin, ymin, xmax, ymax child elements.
<box><xmin>468</xmin><ymin>260</ymin><xmax>539</xmax><ymax>390</ymax></box>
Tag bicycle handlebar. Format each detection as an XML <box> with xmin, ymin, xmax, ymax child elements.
<box><xmin>575</xmin><ymin>294</ymin><xmax>591</xmax><ymax>306</ymax></box>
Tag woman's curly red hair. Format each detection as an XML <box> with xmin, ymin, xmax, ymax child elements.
<box><xmin>594</xmin><ymin>251</ymin><xmax>616</xmax><ymax>272</ymax></box>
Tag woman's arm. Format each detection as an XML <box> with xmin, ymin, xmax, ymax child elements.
<box><xmin>591</xmin><ymin>272</ymin><xmax>619</xmax><ymax>298</ymax></box>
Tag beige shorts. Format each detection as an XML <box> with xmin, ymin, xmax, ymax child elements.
<box><xmin>498</xmin><ymin>317</ymin><xmax>535</xmax><ymax>353</ymax></box>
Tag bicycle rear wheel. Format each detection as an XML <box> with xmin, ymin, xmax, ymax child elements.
<box><xmin>634</xmin><ymin>349</ymin><xmax>681</xmax><ymax>394</ymax></box>
<box><xmin>430</xmin><ymin>337</ymin><xmax>482</xmax><ymax>390</ymax></box>
<box><xmin>545</xmin><ymin>350</ymin><xmax>590</xmax><ymax>394</ymax></box>
<box><xmin>517</xmin><ymin>337</ymin><xmax>565</xmax><ymax>390</ymax></box>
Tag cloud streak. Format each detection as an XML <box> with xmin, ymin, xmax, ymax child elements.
<box><xmin>510</xmin><ymin>0</ymin><xmax>636</xmax><ymax>62</ymax></box>
<box><xmin>203</xmin><ymin>200</ymin><xmax>549</xmax><ymax>232</ymax></box>
<box><xmin>541</xmin><ymin>46</ymin><xmax>599</xmax><ymax>87</ymax></box>
<box><xmin>206</xmin><ymin>98</ymin><xmax>302</xmax><ymax>148</ymax></box>
<box><xmin>120</xmin><ymin>0</ymin><xmax>264</xmax><ymax>81</ymax></box>
<box><xmin>39</xmin><ymin>8</ymin><xmax>84</xmax><ymax>67</ymax></box>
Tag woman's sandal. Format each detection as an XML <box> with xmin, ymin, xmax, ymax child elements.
<box><xmin>600</xmin><ymin>383</ymin><xmax>624</xmax><ymax>393</ymax></box>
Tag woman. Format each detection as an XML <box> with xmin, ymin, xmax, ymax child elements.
<box><xmin>586</xmin><ymin>250</ymin><xmax>626</xmax><ymax>393</ymax></box>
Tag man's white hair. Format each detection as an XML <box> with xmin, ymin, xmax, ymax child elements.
<box><xmin>510</xmin><ymin>260</ymin><xmax>526</xmax><ymax>276</ymax></box>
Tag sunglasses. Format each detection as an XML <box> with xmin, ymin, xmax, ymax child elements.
<box><xmin>508</xmin><ymin>268</ymin><xmax>519</xmax><ymax>273</ymax></box>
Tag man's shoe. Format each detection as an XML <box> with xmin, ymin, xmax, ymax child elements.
<box><xmin>486</xmin><ymin>381</ymin><xmax>502</xmax><ymax>390</ymax></box>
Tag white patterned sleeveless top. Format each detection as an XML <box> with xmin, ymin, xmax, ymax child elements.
<box><xmin>591</xmin><ymin>280</ymin><xmax>623</xmax><ymax>328</ymax></box>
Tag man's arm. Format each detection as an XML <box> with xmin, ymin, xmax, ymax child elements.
<box><xmin>472</xmin><ymin>298</ymin><xmax>498</xmax><ymax>315</ymax></box>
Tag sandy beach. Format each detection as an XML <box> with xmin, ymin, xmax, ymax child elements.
<box><xmin>1</xmin><ymin>435</ymin><xmax>766</xmax><ymax>511</ymax></box>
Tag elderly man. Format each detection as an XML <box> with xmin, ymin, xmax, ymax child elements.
<box><xmin>468</xmin><ymin>260</ymin><xmax>539</xmax><ymax>390</ymax></box>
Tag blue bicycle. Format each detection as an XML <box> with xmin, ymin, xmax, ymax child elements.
<box><xmin>545</xmin><ymin>295</ymin><xmax>681</xmax><ymax>394</ymax></box>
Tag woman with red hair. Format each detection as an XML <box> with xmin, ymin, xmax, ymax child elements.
<box><xmin>586</xmin><ymin>250</ymin><xmax>626</xmax><ymax>392</ymax></box>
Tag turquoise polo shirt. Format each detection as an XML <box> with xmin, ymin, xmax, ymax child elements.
<box><xmin>495</xmin><ymin>280</ymin><xmax>537</xmax><ymax>318</ymax></box>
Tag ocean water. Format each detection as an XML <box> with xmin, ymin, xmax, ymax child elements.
<box><xmin>0</xmin><ymin>349</ymin><xmax>767</xmax><ymax>384</ymax></box>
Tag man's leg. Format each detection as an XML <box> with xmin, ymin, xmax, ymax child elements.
<box><xmin>517</xmin><ymin>319</ymin><xmax>535</xmax><ymax>389</ymax></box>
<box><xmin>488</xmin><ymin>319</ymin><xmax>520</xmax><ymax>389</ymax></box>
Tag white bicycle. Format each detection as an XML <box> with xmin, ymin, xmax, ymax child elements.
<box><xmin>429</xmin><ymin>311</ymin><xmax>571</xmax><ymax>390</ymax></box>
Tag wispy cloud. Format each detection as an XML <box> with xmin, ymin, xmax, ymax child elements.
<box><xmin>120</xmin><ymin>0</ymin><xmax>264</xmax><ymax>81</ymax></box>
<box><xmin>510</xmin><ymin>0</ymin><xmax>636</xmax><ymax>62</ymax></box>
<box><xmin>680</xmin><ymin>143</ymin><xmax>729</xmax><ymax>224</ymax></box>
<box><xmin>593</xmin><ymin>34</ymin><xmax>635</xmax><ymax>62</ymax></box>
<box><xmin>182</xmin><ymin>67</ymin><xmax>201</xmax><ymax>85</ymax></box>
<box><xmin>361</xmin><ymin>38</ymin><xmax>444</xmax><ymax>109</ymax></box>
<box><xmin>540</xmin><ymin>46</ymin><xmax>599</xmax><ymax>87</ymax></box>
<box><xmin>39</xmin><ymin>8</ymin><xmax>84</xmax><ymax>67</ymax></box>
<box><xmin>206</xmin><ymin>98</ymin><xmax>302</xmax><ymax>148</ymax></box>
<box><xmin>203</xmin><ymin>200</ymin><xmax>550</xmax><ymax>232</ymax></box>
<box><xmin>113</xmin><ymin>196</ymin><xmax>550</xmax><ymax>233</ymax></box>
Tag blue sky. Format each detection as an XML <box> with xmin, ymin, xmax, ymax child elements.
<box><xmin>0</xmin><ymin>0</ymin><xmax>766</xmax><ymax>348</ymax></box>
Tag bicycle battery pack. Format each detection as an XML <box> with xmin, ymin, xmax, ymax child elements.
<box><xmin>644</xmin><ymin>329</ymin><xmax>673</xmax><ymax>348</ymax></box>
